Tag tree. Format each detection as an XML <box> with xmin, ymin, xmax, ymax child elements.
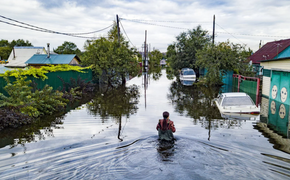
<box><xmin>0</xmin><ymin>39</ymin><xmax>33</xmax><ymax>60</ymax></box>
<box><xmin>82</xmin><ymin>22</ymin><xmax>140</xmax><ymax>86</ymax></box>
<box><xmin>0</xmin><ymin>47</ymin><xmax>11</xmax><ymax>60</ymax></box>
<box><xmin>53</xmin><ymin>41</ymin><xmax>81</xmax><ymax>56</ymax></box>
<box><xmin>9</xmin><ymin>39</ymin><xmax>32</xmax><ymax>48</ymax></box>
<box><xmin>196</xmin><ymin>41</ymin><xmax>253</xmax><ymax>85</ymax></box>
<box><xmin>148</xmin><ymin>49</ymin><xmax>163</xmax><ymax>67</ymax></box>
<box><xmin>167</xmin><ymin>25</ymin><xmax>212</xmax><ymax>76</ymax></box>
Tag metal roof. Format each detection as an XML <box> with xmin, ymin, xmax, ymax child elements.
<box><xmin>14</xmin><ymin>46</ymin><xmax>45</xmax><ymax>49</ymax></box>
<box><xmin>249</xmin><ymin>38</ymin><xmax>290</xmax><ymax>64</ymax></box>
<box><xmin>25</xmin><ymin>54</ymin><xmax>79</xmax><ymax>65</ymax></box>
<box><xmin>5</xmin><ymin>47</ymin><xmax>47</xmax><ymax>68</ymax></box>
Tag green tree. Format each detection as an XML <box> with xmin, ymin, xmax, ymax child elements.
<box><xmin>149</xmin><ymin>49</ymin><xmax>163</xmax><ymax>67</ymax></box>
<box><xmin>196</xmin><ymin>41</ymin><xmax>253</xmax><ymax>85</ymax></box>
<box><xmin>0</xmin><ymin>39</ymin><xmax>33</xmax><ymax>60</ymax></box>
<box><xmin>0</xmin><ymin>47</ymin><xmax>11</xmax><ymax>60</ymax></box>
<box><xmin>53</xmin><ymin>41</ymin><xmax>81</xmax><ymax>56</ymax></box>
<box><xmin>0</xmin><ymin>39</ymin><xmax>9</xmax><ymax>47</ymax></box>
<box><xmin>82</xmin><ymin>22</ymin><xmax>140</xmax><ymax>86</ymax></box>
<box><xmin>167</xmin><ymin>25</ymin><xmax>212</xmax><ymax>76</ymax></box>
<box><xmin>9</xmin><ymin>39</ymin><xmax>33</xmax><ymax>48</ymax></box>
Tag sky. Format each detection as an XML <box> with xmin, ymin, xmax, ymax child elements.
<box><xmin>1</xmin><ymin>0</ymin><xmax>290</xmax><ymax>53</ymax></box>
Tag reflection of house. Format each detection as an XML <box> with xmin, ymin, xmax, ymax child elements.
<box><xmin>5</xmin><ymin>46</ymin><xmax>47</xmax><ymax>68</ymax></box>
<box><xmin>256</xmin><ymin>123</ymin><xmax>290</xmax><ymax>153</ymax></box>
<box><xmin>25</xmin><ymin>54</ymin><xmax>80</xmax><ymax>68</ymax></box>
<box><xmin>249</xmin><ymin>39</ymin><xmax>290</xmax><ymax>76</ymax></box>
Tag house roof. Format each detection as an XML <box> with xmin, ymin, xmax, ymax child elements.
<box><xmin>5</xmin><ymin>46</ymin><xmax>47</xmax><ymax>68</ymax></box>
<box><xmin>249</xmin><ymin>39</ymin><xmax>290</xmax><ymax>64</ymax></box>
<box><xmin>25</xmin><ymin>54</ymin><xmax>80</xmax><ymax>65</ymax></box>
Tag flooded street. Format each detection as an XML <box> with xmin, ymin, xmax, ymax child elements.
<box><xmin>0</xmin><ymin>69</ymin><xmax>290</xmax><ymax>179</ymax></box>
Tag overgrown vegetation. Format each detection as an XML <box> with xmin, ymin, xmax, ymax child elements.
<box><xmin>82</xmin><ymin>22</ymin><xmax>140</xmax><ymax>86</ymax></box>
<box><xmin>166</xmin><ymin>25</ymin><xmax>254</xmax><ymax>85</ymax></box>
<box><xmin>0</xmin><ymin>65</ymin><xmax>95</xmax><ymax>130</ymax></box>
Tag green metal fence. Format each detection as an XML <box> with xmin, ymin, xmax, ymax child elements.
<box><xmin>0</xmin><ymin>69</ymin><xmax>92</xmax><ymax>95</ymax></box>
<box><xmin>233</xmin><ymin>74</ymin><xmax>260</xmax><ymax>106</ymax></box>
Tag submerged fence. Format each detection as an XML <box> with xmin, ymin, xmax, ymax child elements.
<box><xmin>0</xmin><ymin>69</ymin><xmax>92</xmax><ymax>95</ymax></box>
<box><xmin>233</xmin><ymin>74</ymin><xmax>260</xmax><ymax>106</ymax></box>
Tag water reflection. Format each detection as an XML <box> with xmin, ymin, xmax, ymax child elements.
<box><xmin>86</xmin><ymin>84</ymin><xmax>140</xmax><ymax>141</ymax></box>
<box><xmin>168</xmin><ymin>81</ymin><xmax>222</xmax><ymax>140</ymax></box>
<box><xmin>0</xmin><ymin>98</ymin><xmax>89</xmax><ymax>149</ymax></box>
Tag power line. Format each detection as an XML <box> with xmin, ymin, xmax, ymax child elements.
<box><xmin>0</xmin><ymin>14</ymin><xmax>113</xmax><ymax>38</ymax></box>
<box><xmin>122</xmin><ymin>18</ymin><xmax>290</xmax><ymax>39</ymax></box>
<box><xmin>120</xmin><ymin>18</ymin><xmax>211</xmax><ymax>24</ymax></box>
<box><xmin>120</xmin><ymin>18</ymin><xmax>188</xmax><ymax>30</ymax></box>
<box><xmin>119</xmin><ymin>20</ymin><xmax>136</xmax><ymax>48</ymax></box>
<box><xmin>215</xmin><ymin>23</ymin><xmax>245</xmax><ymax>45</ymax></box>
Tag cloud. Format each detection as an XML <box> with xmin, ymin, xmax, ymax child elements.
<box><xmin>0</xmin><ymin>0</ymin><xmax>290</xmax><ymax>52</ymax></box>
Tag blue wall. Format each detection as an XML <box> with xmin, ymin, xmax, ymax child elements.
<box><xmin>275</xmin><ymin>46</ymin><xmax>290</xmax><ymax>59</ymax></box>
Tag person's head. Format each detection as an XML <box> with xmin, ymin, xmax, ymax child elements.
<box><xmin>163</xmin><ymin>111</ymin><xmax>169</xmax><ymax>119</ymax></box>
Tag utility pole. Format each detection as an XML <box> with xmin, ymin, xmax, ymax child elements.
<box><xmin>212</xmin><ymin>15</ymin><xmax>215</xmax><ymax>45</ymax></box>
<box><xmin>116</xmin><ymin>14</ymin><xmax>120</xmax><ymax>44</ymax></box>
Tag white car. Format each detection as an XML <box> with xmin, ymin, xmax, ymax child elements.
<box><xmin>180</xmin><ymin>68</ymin><xmax>196</xmax><ymax>85</ymax></box>
<box><xmin>215</xmin><ymin>92</ymin><xmax>260</xmax><ymax>117</ymax></box>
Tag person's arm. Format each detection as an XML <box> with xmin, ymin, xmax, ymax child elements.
<box><xmin>156</xmin><ymin>120</ymin><xmax>161</xmax><ymax>130</ymax></box>
<box><xmin>169</xmin><ymin>121</ymin><xmax>176</xmax><ymax>132</ymax></box>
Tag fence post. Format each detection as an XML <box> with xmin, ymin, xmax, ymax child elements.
<box><xmin>256</xmin><ymin>77</ymin><xmax>260</xmax><ymax>107</ymax></box>
<box><xmin>238</xmin><ymin>75</ymin><xmax>241</xmax><ymax>92</ymax></box>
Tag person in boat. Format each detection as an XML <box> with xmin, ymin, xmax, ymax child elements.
<box><xmin>156</xmin><ymin>111</ymin><xmax>176</xmax><ymax>141</ymax></box>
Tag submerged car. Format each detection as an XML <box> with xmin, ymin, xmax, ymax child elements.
<box><xmin>179</xmin><ymin>68</ymin><xmax>196</xmax><ymax>85</ymax></box>
<box><xmin>215</xmin><ymin>92</ymin><xmax>260</xmax><ymax>117</ymax></box>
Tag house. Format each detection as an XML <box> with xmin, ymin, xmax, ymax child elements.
<box><xmin>5</xmin><ymin>46</ymin><xmax>47</xmax><ymax>68</ymax></box>
<box><xmin>248</xmin><ymin>39</ymin><xmax>290</xmax><ymax>76</ymax></box>
<box><xmin>25</xmin><ymin>54</ymin><xmax>80</xmax><ymax>68</ymax></box>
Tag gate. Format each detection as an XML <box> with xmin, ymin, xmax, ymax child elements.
<box><xmin>233</xmin><ymin>74</ymin><xmax>260</xmax><ymax>107</ymax></box>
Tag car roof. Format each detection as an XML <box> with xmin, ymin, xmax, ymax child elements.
<box><xmin>181</xmin><ymin>68</ymin><xmax>194</xmax><ymax>71</ymax></box>
<box><xmin>221</xmin><ymin>92</ymin><xmax>248</xmax><ymax>97</ymax></box>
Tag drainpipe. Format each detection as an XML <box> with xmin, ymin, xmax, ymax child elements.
<box><xmin>47</xmin><ymin>43</ymin><xmax>50</xmax><ymax>58</ymax></box>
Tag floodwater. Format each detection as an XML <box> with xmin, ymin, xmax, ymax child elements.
<box><xmin>0</xmin><ymin>69</ymin><xmax>290</xmax><ymax>180</ymax></box>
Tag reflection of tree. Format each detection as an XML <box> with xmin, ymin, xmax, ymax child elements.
<box><xmin>0</xmin><ymin>98</ymin><xmax>92</xmax><ymax>149</ymax></box>
<box><xmin>167</xmin><ymin>81</ymin><xmax>222</xmax><ymax>140</ymax></box>
<box><xmin>147</xmin><ymin>66</ymin><xmax>162</xmax><ymax>81</ymax></box>
<box><xmin>87</xmin><ymin>85</ymin><xmax>140</xmax><ymax>141</ymax></box>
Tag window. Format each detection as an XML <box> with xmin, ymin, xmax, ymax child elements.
<box><xmin>222</xmin><ymin>96</ymin><xmax>254</xmax><ymax>106</ymax></box>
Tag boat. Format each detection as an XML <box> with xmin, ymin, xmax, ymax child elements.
<box><xmin>179</xmin><ymin>68</ymin><xmax>196</xmax><ymax>85</ymax></box>
<box><xmin>214</xmin><ymin>92</ymin><xmax>260</xmax><ymax>117</ymax></box>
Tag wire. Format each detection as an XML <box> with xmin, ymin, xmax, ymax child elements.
<box><xmin>0</xmin><ymin>14</ymin><xmax>113</xmax><ymax>38</ymax></box>
<box><xmin>215</xmin><ymin>23</ymin><xmax>245</xmax><ymax>44</ymax></box>
<box><xmin>120</xmin><ymin>18</ymin><xmax>211</xmax><ymax>24</ymax></box>
<box><xmin>122</xmin><ymin>18</ymin><xmax>290</xmax><ymax>39</ymax></box>
<box><xmin>120</xmin><ymin>18</ymin><xmax>188</xmax><ymax>30</ymax></box>
<box><xmin>119</xmin><ymin>20</ymin><xmax>136</xmax><ymax>48</ymax></box>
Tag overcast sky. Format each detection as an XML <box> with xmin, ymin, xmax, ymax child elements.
<box><xmin>1</xmin><ymin>0</ymin><xmax>290</xmax><ymax>53</ymax></box>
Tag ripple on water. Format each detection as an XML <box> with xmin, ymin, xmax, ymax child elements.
<box><xmin>1</xmin><ymin>136</ymin><xmax>290</xmax><ymax>180</ymax></box>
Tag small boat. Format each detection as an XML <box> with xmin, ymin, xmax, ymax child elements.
<box><xmin>179</xmin><ymin>68</ymin><xmax>196</xmax><ymax>85</ymax></box>
<box><xmin>214</xmin><ymin>92</ymin><xmax>260</xmax><ymax>117</ymax></box>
